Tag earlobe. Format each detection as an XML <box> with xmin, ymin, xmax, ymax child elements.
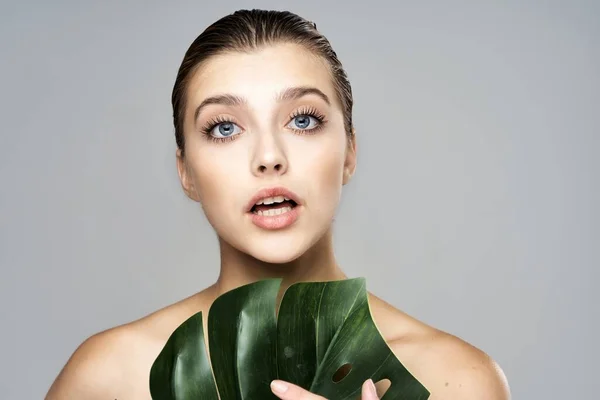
<box><xmin>343</xmin><ymin>167</ymin><xmax>355</xmax><ymax>185</ymax></box>
<box><xmin>176</xmin><ymin>149</ymin><xmax>200</xmax><ymax>202</ymax></box>
<box><xmin>342</xmin><ymin>170</ymin><xmax>350</xmax><ymax>185</ymax></box>
<box><xmin>343</xmin><ymin>131</ymin><xmax>357</xmax><ymax>185</ymax></box>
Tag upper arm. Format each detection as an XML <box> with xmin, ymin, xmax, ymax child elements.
<box><xmin>45</xmin><ymin>330</ymin><xmax>126</xmax><ymax>400</ymax></box>
<box><xmin>389</xmin><ymin>333</ymin><xmax>511</xmax><ymax>400</ymax></box>
<box><xmin>445</xmin><ymin>356</ymin><xmax>511</xmax><ymax>400</ymax></box>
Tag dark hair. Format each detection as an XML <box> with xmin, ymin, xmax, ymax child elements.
<box><xmin>172</xmin><ymin>9</ymin><xmax>354</xmax><ymax>155</ymax></box>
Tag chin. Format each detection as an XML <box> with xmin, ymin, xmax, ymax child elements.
<box><xmin>214</xmin><ymin>216</ymin><xmax>332</xmax><ymax>265</ymax></box>
<box><xmin>243</xmin><ymin>236</ymin><xmax>311</xmax><ymax>264</ymax></box>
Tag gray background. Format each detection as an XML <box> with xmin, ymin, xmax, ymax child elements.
<box><xmin>1</xmin><ymin>0</ymin><xmax>598</xmax><ymax>398</ymax></box>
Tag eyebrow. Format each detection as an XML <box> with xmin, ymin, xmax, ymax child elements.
<box><xmin>276</xmin><ymin>86</ymin><xmax>331</xmax><ymax>105</ymax></box>
<box><xmin>194</xmin><ymin>94</ymin><xmax>246</xmax><ymax>122</ymax></box>
<box><xmin>193</xmin><ymin>86</ymin><xmax>330</xmax><ymax>122</ymax></box>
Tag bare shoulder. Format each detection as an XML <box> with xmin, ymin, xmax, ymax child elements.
<box><xmin>389</xmin><ymin>330</ymin><xmax>511</xmax><ymax>400</ymax></box>
<box><xmin>45</xmin><ymin>323</ymin><xmax>144</xmax><ymax>399</ymax></box>
<box><xmin>45</xmin><ymin>289</ymin><xmax>213</xmax><ymax>399</ymax></box>
<box><xmin>369</xmin><ymin>294</ymin><xmax>511</xmax><ymax>400</ymax></box>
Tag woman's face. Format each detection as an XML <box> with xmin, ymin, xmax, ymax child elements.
<box><xmin>177</xmin><ymin>43</ymin><xmax>356</xmax><ymax>264</ymax></box>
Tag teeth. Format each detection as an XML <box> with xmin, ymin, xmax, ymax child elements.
<box><xmin>256</xmin><ymin>195</ymin><xmax>286</xmax><ymax>206</ymax></box>
<box><xmin>255</xmin><ymin>206</ymin><xmax>292</xmax><ymax>216</ymax></box>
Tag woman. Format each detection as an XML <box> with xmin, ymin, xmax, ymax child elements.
<box><xmin>46</xmin><ymin>9</ymin><xmax>510</xmax><ymax>400</ymax></box>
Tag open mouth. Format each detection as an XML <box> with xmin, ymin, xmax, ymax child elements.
<box><xmin>250</xmin><ymin>195</ymin><xmax>298</xmax><ymax>216</ymax></box>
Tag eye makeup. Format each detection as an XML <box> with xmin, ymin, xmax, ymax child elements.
<box><xmin>198</xmin><ymin>105</ymin><xmax>329</xmax><ymax>143</ymax></box>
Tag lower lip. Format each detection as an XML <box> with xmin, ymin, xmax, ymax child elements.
<box><xmin>249</xmin><ymin>206</ymin><xmax>300</xmax><ymax>230</ymax></box>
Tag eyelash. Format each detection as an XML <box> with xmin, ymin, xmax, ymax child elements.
<box><xmin>199</xmin><ymin>115</ymin><xmax>239</xmax><ymax>143</ymax></box>
<box><xmin>289</xmin><ymin>106</ymin><xmax>327</xmax><ymax>135</ymax></box>
<box><xmin>199</xmin><ymin>107</ymin><xmax>327</xmax><ymax>143</ymax></box>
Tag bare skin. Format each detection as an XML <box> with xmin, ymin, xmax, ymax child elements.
<box><xmin>46</xmin><ymin>43</ymin><xmax>510</xmax><ymax>399</ymax></box>
<box><xmin>45</xmin><ymin>242</ymin><xmax>509</xmax><ymax>399</ymax></box>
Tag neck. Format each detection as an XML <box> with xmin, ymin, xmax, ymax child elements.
<box><xmin>210</xmin><ymin>228</ymin><xmax>347</xmax><ymax>303</ymax></box>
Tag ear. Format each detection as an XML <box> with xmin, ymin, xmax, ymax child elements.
<box><xmin>343</xmin><ymin>129</ymin><xmax>357</xmax><ymax>185</ymax></box>
<box><xmin>176</xmin><ymin>148</ymin><xmax>201</xmax><ymax>202</ymax></box>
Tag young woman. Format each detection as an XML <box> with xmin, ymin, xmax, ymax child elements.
<box><xmin>46</xmin><ymin>9</ymin><xmax>510</xmax><ymax>400</ymax></box>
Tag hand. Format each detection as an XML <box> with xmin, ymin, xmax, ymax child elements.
<box><xmin>270</xmin><ymin>379</ymin><xmax>380</xmax><ymax>399</ymax></box>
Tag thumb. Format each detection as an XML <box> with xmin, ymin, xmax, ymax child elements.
<box><xmin>270</xmin><ymin>380</ymin><xmax>327</xmax><ymax>399</ymax></box>
<box><xmin>362</xmin><ymin>379</ymin><xmax>380</xmax><ymax>399</ymax></box>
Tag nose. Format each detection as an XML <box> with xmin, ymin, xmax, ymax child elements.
<box><xmin>251</xmin><ymin>131</ymin><xmax>288</xmax><ymax>177</ymax></box>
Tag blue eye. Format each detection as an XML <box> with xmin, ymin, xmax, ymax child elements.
<box><xmin>211</xmin><ymin>122</ymin><xmax>242</xmax><ymax>138</ymax></box>
<box><xmin>288</xmin><ymin>115</ymin><xmax>319</xmax><ymax>130</ymax></box>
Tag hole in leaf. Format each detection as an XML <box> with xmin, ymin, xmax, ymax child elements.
<box><xmin>332</xmin><ymin>362</ymin><xmax>352</xmax><ymax>383</ymax></box>
<box><xmin>375</xmin><ymin>378</ymin><xmax>392</xmax><ymax>396</ymax></box>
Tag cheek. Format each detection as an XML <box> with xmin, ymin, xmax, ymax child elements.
<box><xmin>190</xmin><ymin>151</ymin><xmax>242</xmax><ymax>216</ymax></box>
<box><xmin>299</xmin><ymin>138</ymin><xmax>347</xmax><ymax>206</ymax></box>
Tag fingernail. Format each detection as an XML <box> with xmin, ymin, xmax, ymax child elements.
<box><xmin>271</xmin><ymin>380</ymin><xmax>289</xmax><ymax>394</ymax></box>
<box><xmin>367</xmin><ymin>379</ymin><xmax>377</xmax><ymax>396</ymax></box>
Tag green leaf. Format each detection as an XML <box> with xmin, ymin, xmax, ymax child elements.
<box><xmin>277</xmin><ymin>279</ymin><xmax>430</xmax><ymax>399</ymax></box>
<box><xmin>150</xmin><ymin>278</ymin><xmax>430</xmax><ymax>400</ymax></box>
<box><xmin>207</xmin><ymin>279</ymin><xmax>280</xmax><ymax>399</ymax></box>
<box><xmin>149</xmin><ymin>310</ymin><xmax>219</xmax><ymax>400</ymax></box>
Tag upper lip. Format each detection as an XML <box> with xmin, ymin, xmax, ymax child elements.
<box><xmin>245</xmin><ymin>186</ymin><xmax>302</xmax><ymax>212</ymax></box>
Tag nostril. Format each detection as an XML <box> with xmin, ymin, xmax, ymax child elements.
<box><xmin>256</xmin><ymin>163</ymin><xmax>284</xmax><ymax>174</ymax></box>
<box><xmin>258</xmin><ymin>164</ymin><xmax>283</xmax><ymax>174</ymax></box>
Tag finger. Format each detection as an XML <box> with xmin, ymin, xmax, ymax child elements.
<box><xmin>270</xmin><ymin>380</ymin><xmax>327</xmax><ymax>399</ymax></box>
<box><xmin>362</xmin><ymin>379</ymin><xmax>380</xmax><ymax>400</ymax></box>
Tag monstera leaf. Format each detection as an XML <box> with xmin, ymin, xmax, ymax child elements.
<box><xmin>149</xmin><ymin>278</ymin><xmax>430</xmax><ymax>399</ymax></box>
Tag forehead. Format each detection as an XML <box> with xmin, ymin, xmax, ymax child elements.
<box><xmin>186</xmin><ymin>43</ymin><xmax>338</xmax><ymax>109</ymax></box>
